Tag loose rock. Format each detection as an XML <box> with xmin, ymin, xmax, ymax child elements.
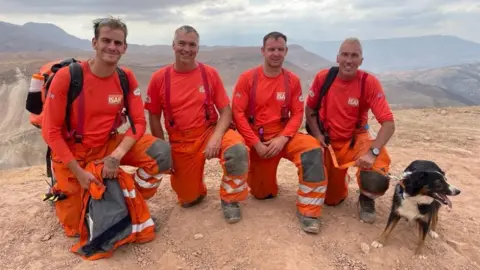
<box><xmin>360</xmin><ymin>243</ymin><xmax>370</xmax><ymax>254</ymax></box>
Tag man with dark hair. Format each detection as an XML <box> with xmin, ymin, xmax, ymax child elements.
<box><xmin>231</xmin><ymin>31</ymin><xmax>327</xmax><ymax>234</ymax></box>
<box><xmin>262</xmin><ymin>31</ymin><xmax>287</xmax><ymax>45</ymax></box>
<box><xmin>305</xmin><ymin>37</ymin><xmax>395</xmax><ymax>224</ymax></box>
<box><xmin>41</xmin><ymin>17</ymin><xmax>172</xmax><ymax>237</ymax></box>
<box><xmin>145</xmin><ymin>25</ymin><xmax>250</xmax><ymax>224</ymax></box>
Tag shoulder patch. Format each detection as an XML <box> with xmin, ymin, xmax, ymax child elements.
<box><xmin>133</xmin><ymin>87</ymin><xmax>141</xmax><ymax>96</ymax></box>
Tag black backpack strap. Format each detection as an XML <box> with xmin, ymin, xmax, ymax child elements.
<box><xmin>116</xmin><ymin>67</ymin><xmax>136</xmax><ymax>135</ymax></box>
<box><xmin>66</xmin><ymin>62</ymin><xmax>83</xmax><ymax>133</ymax></box>
<box><xmin>45</xmin><ymin>146</ymin><xmax>52</xmax><ymax>178</ymax></box>
<box><xmin>314</xmin><ymin>66</ymin><xmax>339</xmax><ymax>112</ymax></box>
<box><xmin>306</xmin><ymin>66</ymin><xmax>339</xmax><ymax>142</ymax></box>
<box><xmin>248</xmin><ymin>68</ymin><xmax>259</xmax><ymax>125</ymax></box>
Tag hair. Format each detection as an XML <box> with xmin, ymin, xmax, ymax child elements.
<box><xmin>339</xmin><ymin>37</ymin><xmax>363</xmax><ymax>54</ymax></box>
<box><xmin>173</xmin><ymin>25</ymin><xmax>200</xmax><ymax>41</ymax></box>
<box><xmin>263</xmin><ymin>31</ymin><xmax>287</xmax><ymax>46</ymax></box>
<box><xmin>93</xmin><ymin>16</ymin><xmax>128</xmax><ymax>43</ymax></box>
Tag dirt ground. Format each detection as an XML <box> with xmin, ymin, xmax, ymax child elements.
<box><xmin>0</xmin><ymin>106</ymin><xmax>479</xmax><ymax>270</ymax></box>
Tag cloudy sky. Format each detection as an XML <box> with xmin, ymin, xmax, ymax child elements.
<box><xmin>0</xmin><ymin>0</ymin><xmax>479</xmax><ymax>45</ymax></box>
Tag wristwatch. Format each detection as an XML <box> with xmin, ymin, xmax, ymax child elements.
<box><xmin>370</xmin><ymin>147</ymin><xmax>380</xmax><ymax>157</ymax></box>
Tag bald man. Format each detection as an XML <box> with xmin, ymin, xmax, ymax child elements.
<box><xmin>305</xmin><ymin>37</ymin><xmax>395</xmax><ymax>224</ymax></box>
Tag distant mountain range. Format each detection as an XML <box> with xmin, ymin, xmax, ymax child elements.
<box><xmin>293</xmin><ymin>35</ymin><xmax>480</xmax><ymax>73</ymax></box>
<box><xmin>2</xmin><ymin>21</ymin><xmax>480</xmax><ymax>73</ymax></box>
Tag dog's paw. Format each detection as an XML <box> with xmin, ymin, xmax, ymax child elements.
<box><xmin>371</xmin><ymin>240</ymin><xmax>384</xmax><ymax>248</ymax></box>
<box><xmin>429</xmin><ymin>230</ymin><xmax>439</xmax><ymax>239</ymax></box>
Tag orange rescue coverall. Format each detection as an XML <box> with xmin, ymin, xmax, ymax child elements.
<box><xmin>144</xmin><ymin>63</ymin><xmax>249</xmax><ymax>209</ymax></box>
<box><xmin>232</xmin><ymin>66</ymin><xmax>327</xmax><ymax>219</ymax></box>
<box><xmin>306</xmin><ymin>69</ymin><xmax>394</xmax><ymax>206</ymax></box>
<box><xmin>42</xmin><ymin>62</ymin><xmax>172</xmax><ymax>237</ymax></box>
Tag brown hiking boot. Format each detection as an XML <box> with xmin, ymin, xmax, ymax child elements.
<box><xmin>296</xmin><ymin>211</ymin><xmax>320</xmax><ymax>234</ymax></box>
<box><xmin>221</xmin><ymin>200</ymin><xmax>241</xmax><ymax>224</ymax></box>
<box><xmin>181</xmin><ymin>194</ymin><xmax>206</xmax><ymax>208</ymax></box>
<box><xmin>358</xmin><ymin>193</ymin><xmax>376</xmax><ymax>224</ymax></box>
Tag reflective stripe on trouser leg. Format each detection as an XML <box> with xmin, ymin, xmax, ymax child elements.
<box><xmin>297</xmin><ymin>183</ymin><xmax>327</xmax><ymax>217</ymax></box>
<box><xmin>221</xmin><ymin>176</ymin><xmax>248</xmax><ymax>201</ymax></box>
<box><xmin>297</xmin><ymin>146</ymin><xmax>327</xmax><ymax>217</ymax></box>
<box><xmin>120</xmin><ymin>187</ymin><xmax>156</xmax><ymax>233</ymax></box>
<box><xmin>220</xmin><ymin>141</ymin><xmax>249</xmax><ymax>202</ymax></box>
<box><xmin>134</xmin><ymin>168</ymin><xmax>163</xmax><ymax>200</ymax></box>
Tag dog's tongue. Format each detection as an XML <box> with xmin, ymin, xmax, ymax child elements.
<box><xmin>439</xmin><ymin>193</ymin><xmax>452</xmax><ymax>209</ymax></box>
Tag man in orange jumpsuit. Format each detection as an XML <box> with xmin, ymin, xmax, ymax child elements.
<box><xmin>305</xmin><ymin>37</ymin><xmax>396</xmax><ymax>224</ymax></box>
<box><xmin>144</xmin><ymin>25</ymin><xmax>249</xmax><ymax>224</ymax></box>
<box><xmin>41</xmin><ymin>17</ymin><xmax>172</xmax><ymax>237</ymax></box>
<box><xmin>232</xmin><ymin>32</ymin><xmax>326</xmax><ymax>234</ymax></box>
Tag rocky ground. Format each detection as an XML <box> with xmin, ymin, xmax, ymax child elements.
<box><xmin>0</xmin><ymin>106</ymin><xmax>479</xmax><ymax>270</ymax></box>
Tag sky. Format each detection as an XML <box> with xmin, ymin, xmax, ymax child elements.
<box><xmin>0</xmin><ymin>0</ymin><xmax>479</xmax><ymax>46</ymax></box>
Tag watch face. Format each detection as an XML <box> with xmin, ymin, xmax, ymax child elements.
<box><xmin>372</xmin><ymin>148</ymin><xmax>380</xmax><ymax>155</ymax></box>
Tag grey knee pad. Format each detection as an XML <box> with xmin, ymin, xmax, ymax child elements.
<box><xmin>146</xmin><ymin>139</ymin><xmax>172</xmax><ymax>172</ymax></box>
<box><xmin>223</xmin><ymin>143</ymin><xmax>249</xmax><ymax>176</ymax></box>
<box><xmin>300</xmin><ymin>148</ymin><xmax>325</xmax><ymax>183</ymax></box>
<box><xmin>359</xmin><ymin>170</ymin><xmax>390</xmax><ymax>194</ymax></box>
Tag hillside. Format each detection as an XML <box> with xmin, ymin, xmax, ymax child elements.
<box><xmin>0</xmin><ymin>45</ymin><xmax>333</xmax><ymax>170</ymax></box>
<box><xmin>0</xmin><ymin>106</ymin><xmax>479</xmax><ymax>270</ymax></box>
<box><xmin>2</xmin><ymin>52</ymin><xmax>480</xmax><ymax>170</ymax></box>
<box><xmin>379</xmin><ymin>62</ymin><xmax>480</xmax><ymax>108</ymax></box>
<box><xmin>296</xmin><ymin>35</ymin><xmax>480</xmax><ymax>72</ymax></box>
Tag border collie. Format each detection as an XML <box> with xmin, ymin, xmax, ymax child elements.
<box><xmin>371</xmin><ymin>160</ymin><xmax>461</xmax><ymax>254</ymax></box>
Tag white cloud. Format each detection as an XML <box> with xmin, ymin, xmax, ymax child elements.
<box><xmin>0</xmin><ymin>0</ymin><xmax>479</xmax><ymax>45</ymax></box>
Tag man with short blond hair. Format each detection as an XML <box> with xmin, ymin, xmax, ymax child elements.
<box><xmin>305</xmin><ymin>37</ymin><xmax>395</xmax><ymax>224</ymax></box>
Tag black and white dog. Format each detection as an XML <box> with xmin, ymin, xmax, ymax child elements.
<box><xmin>371</xmin><ymin>160</ymin><xmax>461</xmax><ymax>254</ymax></box>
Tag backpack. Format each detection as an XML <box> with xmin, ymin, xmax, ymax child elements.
<box><xmin>305</xmin><ymin>66</ymin><xmax>368</xmax><ymax>147</ymax></box>
<box><xmin>162</xmin><ymin>62</ymin><xmax>219</xmax><ymax>128</ymax></box>
<box><xmin>25</xmin><ymin>58</ymin><xmax>135</xmax><ymax>187</ymax></box>
<box><xmin>247</xmin><ymin>67</ymin><xmax>291</xmax><ymax>126</ymax></box>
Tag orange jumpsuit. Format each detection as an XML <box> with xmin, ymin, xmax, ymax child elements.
<box><xmin>306</xmin><ymin>69</ymin><xmax>394</xmax><ymax>206</ymax></box>
<box><xmin>232</xmin><ymin>66</ymin><xmax>327</xmax><ymax>218</ymax></box>
<box><xmin>144</xmin><ymin>63</ymin><xmax>249</xmax><ymax>206</ymax></box>
<box><xmin>42</xmin><ymin>62</ymin><xmax>172</xmax><ymax>237</ymax></box>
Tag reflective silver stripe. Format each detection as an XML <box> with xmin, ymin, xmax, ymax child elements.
<box><xmin>224</xmin><ymin>176</ymin><xmax>243</xmax><ymax>186</ymax></box>
<box><xmin>233</xmin><ymin>178</ymin><xmax>243</xmax><ymax>186</ymax></box>
<box><xmin>132</xmin><ymin>218</ymin><xmax>155</xmax><ymax>233</ymax></box>
<box><xmin>137</xmin><ymin>168</ymin><xmax>164</xmax><ymax>180</ymax></box>
<box><xmin>87</xmin><ymin>214</ymin><xmax>94</xmax><ymax>241</ymax></box>
<box><xmin>122</xmin><ymin>189</ymin><xmax>136</xmax><ymax>198</ymax></box>
<box><xmin>298</xmin><ymin>184</ymin><xmax>326</xmax><ymax>194</ymax></box>
<box><xmin>221</xmin><ymin>182</ymin><xmax>247</xmax><ymax>194</ymax></box>
<box><xmin>135</xmin><ymin>173</ymin><xmax>161</xmax><ymax>189</ymax></box>
<box><xmin>297</xmin><ymin>196</ymin><xmax>324</xmax><ymax>206</ymax></box>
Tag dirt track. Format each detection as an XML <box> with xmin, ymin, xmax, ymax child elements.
<box><xmin>0</xmin><ymin>106</ymin><xmax>479</xmax><ymax>270</ymax></box>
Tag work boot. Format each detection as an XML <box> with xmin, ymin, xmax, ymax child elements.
<box><xmin>181</xmin><ymin>194</ymin><xmax>206</xmax><ymax>208</ymax></box>
<box><xmin>221</xmin><ymin>200</ymin><xmax>241</xmax><ymax>224</ymax></box>
<box><xmin>358</xmin><ymin>193</ymin><xmax>376</xmax><ymax>224</ymax></box>
<box><xmin>296</xmin><ymin>211</ymin><xmax>320</xmax><ymax>234</ymax></box>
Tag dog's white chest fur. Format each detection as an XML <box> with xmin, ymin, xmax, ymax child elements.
<box><xmin>395</xmin><ymin>194</ymin><xmax>434</xmax><ymax>222</ymax></box>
